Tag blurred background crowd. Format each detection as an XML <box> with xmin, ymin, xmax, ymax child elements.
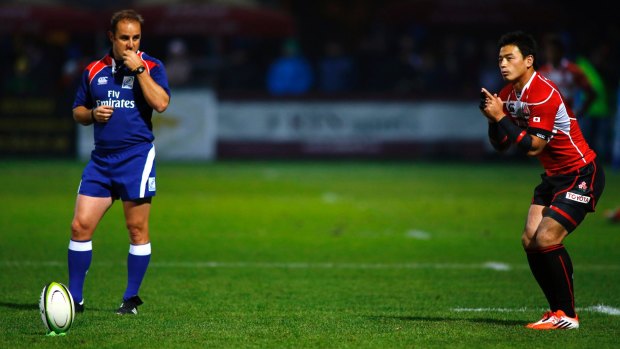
<box><xmin>1</xmin><ymin>0</ymin><xmax>620</xmax><ymax>167</ymax></box>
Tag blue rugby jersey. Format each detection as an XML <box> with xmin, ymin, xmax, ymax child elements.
<box><xmin>73</xmin><ymin>51</ymin><xmax>170</xmax><ymax>151</ymax></box>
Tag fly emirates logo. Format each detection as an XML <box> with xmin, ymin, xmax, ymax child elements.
<box><xmin>96</xmin><ymin>90</ymin><xmax>135</xmax><ymax>108</ymax></box>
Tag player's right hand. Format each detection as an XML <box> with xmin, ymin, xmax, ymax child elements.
<box><xmin>479</xmin><ymin>88</ymin><xmax>504</xmax><ymax>123</ymax></box>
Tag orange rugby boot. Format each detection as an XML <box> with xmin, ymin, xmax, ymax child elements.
<box><xmin>526</xmin><ymin>310</ymin><xmax>579</xmax><ymax>330</ymax></box>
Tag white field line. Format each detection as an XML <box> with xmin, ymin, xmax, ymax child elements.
<box><xmin>453</xmin><ymin>305</ymin><xmax>620</xmax><ymax>316</ymax></box>
<box><xmin>2</xmin><ymin>260</ymin><xmax>620</xmax><ymax>271</ymax></box>
<box><xmin>0</xmin><ymin>261</ymin><xmax>514</xmax><ymax>269</ymax></box>
<box><xmin>150</xmin><ymin>261</ymin><xmax>517</xmax><ymax>270</ymax></box>
<box><xmin>405</xmin><ymin>230</ymin><xmax>432</xmax><ymax>240</ymax></box>
<box><xmin>5</xmin><ymin>260</ymin><xmax>618</xmax><ymax>315</ymax></box>
<box><xmin>585</xmin><ymin>305</ymin><xmax>620</xmax><ymax>315</ymax></box>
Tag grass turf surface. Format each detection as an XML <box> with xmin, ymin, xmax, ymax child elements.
<box><xmin>0</xmin><ymin>160</ymin><xmax>619</xmax><ymax>348</ymax></box>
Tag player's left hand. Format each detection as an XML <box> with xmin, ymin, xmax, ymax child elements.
<box><xmin>479</xmin><ymin>88</ymin><xmax>505</xmax><ymax>122</ymax></box>
<box><xmin>122</xmin><ymin>50</ymin><xmax>142</xmax><ymax>71</ymax></box>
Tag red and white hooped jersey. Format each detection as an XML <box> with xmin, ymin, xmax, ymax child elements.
<box><xmin>498</xmin><ymin>72</ymin><xmax>596</xmax><ymax>175</ymax></box>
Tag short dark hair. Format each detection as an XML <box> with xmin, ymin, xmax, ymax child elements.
<box><xmin>498</xmin><ymin>30</ymin><xmax>538</xmax><ymax>67</ymax></box>
<box><xmin>110</xmin><ymin>9</ymin><xmax>144</xmax><ymax>34</ymax></box>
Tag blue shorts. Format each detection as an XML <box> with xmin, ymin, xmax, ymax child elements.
<box><xmin>78</xmin><ymin>143</ymin><xmax>156</xmax><ymax>201</ymax></box>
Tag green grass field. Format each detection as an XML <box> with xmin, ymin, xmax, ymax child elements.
<box><xmin>1</xmin><ymin>160</ymin><xmax>619</xmax><ymax>348</ymax></box>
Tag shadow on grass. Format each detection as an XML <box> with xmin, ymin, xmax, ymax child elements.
<box><xmin>368</xmin><ymin>315</ymin><xmax>525</xmax><ymax>327</ymax></box>
<box><xmin>0</xmin><ymin>302</ymin><xmax>39</xmax><ymax>311</ymax></box>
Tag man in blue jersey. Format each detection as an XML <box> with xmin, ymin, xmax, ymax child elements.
<box><xmin>69</xmin><ymin>9</ymin><xmax>170</xmax><ymax>315</ymax></box>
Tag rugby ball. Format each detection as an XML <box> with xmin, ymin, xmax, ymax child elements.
<box><xmin>39</xmin><ymin>282</ymin><xmax>75</xmax><ymax>334</ymax></box>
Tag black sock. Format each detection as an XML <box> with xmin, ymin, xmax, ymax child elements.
<box><xmin>526</xmin><ymin>249</ymin><xmax>555</xmax><ymax>310</ymax></box>
<box><xmin>540</xmin><ymin>244</ymin><xmax>576</xmax><ymax>318</ymax></box>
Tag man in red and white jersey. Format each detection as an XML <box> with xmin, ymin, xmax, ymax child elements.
<box><xmin>480</xmin><ymin>31</ymin><xmax>605</xmax><ymax>330</ymax></box>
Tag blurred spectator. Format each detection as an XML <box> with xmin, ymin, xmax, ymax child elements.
<box><xmin>317</xmin><ymin>40</ymin><xmax>354</xmax><ymax>94</ymax></box>
<box><xmin>436</xmin><ymin>35</ymin><xmax>461</xmax><ymax>95</ymax></box>
<box><xmin>576</xmin><ymin>42</ymin><xmax>616</xmax><ymax>162</ymax></box>
<box><xmin>478</xmin><ymin>39</ymin><xmax>504</xmax><ymax>93</ymax></box>
<box><xmin>2</xmin><ymin>37</ymin><xmax>43</xmax><ymax>96</ymax></box>
<box><xmin>218</xmin><ymin>41</ymin><xmax>262</xmax><ymax>92</ymax></box>
<box><xmin>266</xmin><ymin>38</ymin><xmax>314</xmax><ymax>96</ymax></box>
<box><xmin>458</xmin><ymin>37</ymin><xmax>480</xmax><ymax>97</ymax></box>
<box><xmin>390</xmin><ymin>34</ymin><xmax>424</xmax><ymax>95</ymax></box>
<box><xmin>356</xmin><ymin>27</ymin><xmax>391</xmax><ymax>92</ymax></box>
<box><xmin>60</xmin><ymin>43</ymin><xmax>88</xmax><ymax>89</ymax></box>
<box><xmin>165</xmin><ymin>38</ymin><xmax>192</xmax><ymax>87</ymax></box>
<box><xmin>605</xmin><ymin>207</ymin><xmax>620</xmax><ymax>222</ymax></box>
<box><xmin>58</xmin><ymin>42</ymin><xmax>90</xmax><ymax>119</ymax></box>
<box><xmin>538</xmin><ymin>34</ymin><xmax>596</xmax><ymax>118</ymax></box>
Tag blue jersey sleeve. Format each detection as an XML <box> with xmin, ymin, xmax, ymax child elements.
<box><xmin>148</xmin><ymin>58</ymin><xmax>171</xmax><ymax>99</ymax></box>
<box><xmin>72</xmin><ymin>68</ymin><xmax>94</xmax><ymax>110</ymax></box>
